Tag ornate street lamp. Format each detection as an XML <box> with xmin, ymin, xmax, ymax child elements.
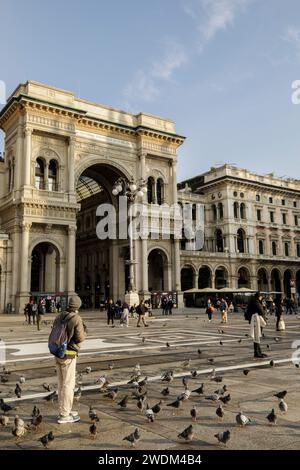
<box><xmin>112</xmin><ymin>177</ymin><xmax>147</xmax><ymax>294</ymax></box>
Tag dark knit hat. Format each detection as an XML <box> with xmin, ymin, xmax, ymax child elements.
<box><xmin>68</xmin><ymin>295</ymin><xmax>82</xmax><ymax>310</ymax></box>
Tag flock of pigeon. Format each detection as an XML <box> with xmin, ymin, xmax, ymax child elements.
<box><xmin>0</xmin><ymin>342</ymin><xmax>292</xmax><ymax>449</ymax></box>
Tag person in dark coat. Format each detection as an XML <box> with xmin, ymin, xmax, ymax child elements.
<box><xmin>274</xmin><ymin>296</ymin><xmax>284</xmax><ymax>331</ymax></box>
<box><xmin>106</xmin><ymin>299</ymin><xmax>115</xmax><ymax>327</ymax></box>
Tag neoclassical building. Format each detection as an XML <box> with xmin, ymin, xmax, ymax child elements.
<box><xmin>0</xmin><ymin>81</ymin><xmax>185</xmax><ymax>313</ymax></box>
<box><xmin>1</xmin><ymin>81</ymin><xmax>300</xmax><ymax>314</ymax></box>
<box><xmin>178</xmin><ymin>165</ymin><xmax>300</xmax><ymax>300</ymax></box>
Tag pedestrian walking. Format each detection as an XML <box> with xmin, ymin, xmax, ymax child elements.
<box><xmin>206</xmin><ymin>298</ymin><xmax>214</xmax><ymax>322</ymax></box>
<box><xmin>167</xmin><ymin>297</ymin><xmax>174</xmax><ymax>315</ymax></box>
<box><xmin>25</xmin><ymin>300</ymin><xmax>33</xmax><ymax>325</ymax></box>
<box><xmin>120</xmin><ymin>302</ymin><xmax>129</xmax><ymax>327</ymax></box>
<box><xmin>136</xmin><ymin>301</ymin><xmax>148</xmax><ymax>327</ymax></box>
<box><xmin>220</xmin><ymin>298</ymin><xmax>228</xmax><ymax>323</ymax></box>
<box><xmin>161</xmin><ymin>296</ymin><xmax>168</xmax><ymax>315</ymax></box>
<box><xmin>274</xmin><ymin>296</ymin><xmax>285</xmax><ymax>331</ymax></box>
<box><xmin>106</xmin><ymin>299</ymin><xmax>115</xmax><ymax>327</ymax></box>
<box><xmin>37</xmin><ymin>298</ymin><xmax>46</xmax><ymax>331</ymax></box>
<box><xmin>48</xmin><ymin>295</ymin><xmax>86</xmax><ymax>424</ymax></box>
<box><xmin>31</xmin><ymin>300</ymin><xmax>38</xmax><ymax>325</ymax></box>
<box><xmin>130</xmin><ymin>304</ymin><xmax>137</xmax><ymax>318</ymax></box>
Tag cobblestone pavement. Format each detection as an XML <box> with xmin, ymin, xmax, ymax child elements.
<box><xmin>0</xmin><ymin>308</ymin><xmax>300</xmax><ymax>450</ymax></box>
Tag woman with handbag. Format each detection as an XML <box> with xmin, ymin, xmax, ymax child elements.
<box><xmin>275</xmin><ymin>296</ymin><xmax>285</xmax><ymax>332</ymax></box>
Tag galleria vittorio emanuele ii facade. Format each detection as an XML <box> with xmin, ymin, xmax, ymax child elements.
<box><xmin>0</xmin><ymin>81</ymin><xmax>300</xmax><ymax>313</ymax></box>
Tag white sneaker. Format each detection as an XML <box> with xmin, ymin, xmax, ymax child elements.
<box><xmin>57</xmin><ymin>414</ymin><xmax>80</xmax><ymax>424</ymax></box>
<box><xmin>57</xmin><ymin>411</ymin><xmax>79</xmax><ymax>419</ymax></box>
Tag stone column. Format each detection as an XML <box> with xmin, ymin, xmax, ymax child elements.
<box><xmin>68</xmin><ymin>136</ymin><xmax>76</xmax><ymax>194</ymax></box>
<box><xmin>67</xmin><ymin>226</ymin><xmax>76</xmax><ymax>295</ymax></box>
<box><xmin>23</xmin><ymin>128</ymin><xmax>32</xmax><ymax>187</ymax></box>
<box><xmin>194</xmin><ymin>271</ymin><xmax>199</xmax><ymax>289</ymax></box>
<box><xmin>15</xmin><ymin>222</ymin><xmax>32</xmax><ymax>313</ymax></box>
<box><xmin>174</xmin><ymin>239</ymin><xmax>181</xmax><ymax>291</ymax></box>
<box><xmin>141</xmin><ymin>238</ymin><xmax>149</xmax><ymax>293</ymax></box>
<box><xmin>171</xmin><ymin>159</ymin><xmax>178</xmax><ymax>204</ymax></box>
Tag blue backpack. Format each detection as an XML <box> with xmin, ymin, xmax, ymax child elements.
<box><xmin>48</xmin><ymin>316</ymin><xmax>69</xmax><ymax>358</ymax></box>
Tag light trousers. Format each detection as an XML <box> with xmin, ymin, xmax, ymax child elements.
<box><xmin>55</xmin><ymin>357</ymin><xmax>77</xmax><ymax>417</ymax></box>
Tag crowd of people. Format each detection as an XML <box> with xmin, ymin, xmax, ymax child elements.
<box><xmin>24</xmin><ymin>298</ymin><xmax>61</xmax><ymax>330</ymax></box>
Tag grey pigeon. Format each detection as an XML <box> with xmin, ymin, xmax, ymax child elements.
<box><xmin>123</xmin><ymin>428</ymin><xmax>140</xmax><ymax>447</ymax></box>
<box><xmin>192</xmin><ymin>384</ymin><xmax>204</xmax><ymax>395</ymax></box>
<box><xmin>236</xmin><ymin>412</ymin><xmax>251</xmax><ymax>427</ymax></box>
<box><xmin>178</xmin><ymin>424</ymin><xmax>194</xmax><ymax>441</ymax></box>
<box><xmin>279</xmin><ymin>399</ymin><xmax>288</xmax><ymax>414</ymax></box>
<box><xmin>215</xmin><ymin>430</ymin><xmax>231</xmax><ymax>446</ymax></box>
<box><xmin>266</xmin><ymin>408</ymin><xmax>277</xmax><ymax>424</ymax></box>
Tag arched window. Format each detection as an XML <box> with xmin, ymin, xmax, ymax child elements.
<box><xmin>156</xmin><ymin>178</ymin><xmax>164</xmax><ymax>205</ymax></box>
<box><xmin>258</xmin><ymin>240</ymin><xmax>264</xmax><ymax>255</ymax></box>
<box><xmin>35</xmin><ymin>158</ymin><xmax>45</xmax><ymax>189</ymax></box>
<box><xmin>212</xmin><ymin>204</ymin><xmax>217</xmax><ymax>221</ymax></box>
<box><xmin>234</xmin><ymin>202</ymin><xmax>239</xmax><ymax>219</ymax></box>
<box><xmin>272</xmin><ymin>241</ymin><xmax>277</xmax><ymax>256</ymax></box>
<box><xmin>218</xmin><ymin>203</ymin><xmax>224</xmax><ymax>220</ymax></box>
<box><xmin>147</xmin><ymin>177</ymin><xmax>155</xmax><ymax>204</ymax></box>
<box><xmin>240</xmin><ymin>203</ymin><xmax>246</xmax><ymax>219</ymax></box>
<box><xmin>237</xmin><ymin>228</ymin><xmax>246</xmax><ymax>253</ymax></box>
<box><xmin>48</xmin><ymin>159</ymin><xmax>58</xmax><ymax>191</ymax></box>
<box><xmin>216</xmin><ymin>229</ymin><xmax>224</xmax><ymax>252</ymax></box>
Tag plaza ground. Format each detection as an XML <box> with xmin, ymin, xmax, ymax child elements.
<box><xmin>0</xmin><ymin>308</ymin><xmax>300</xmax><ymax>450</ymax></box>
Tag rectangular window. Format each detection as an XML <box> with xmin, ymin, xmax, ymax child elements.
<box><xmin>295</xmin><ymin>215</ymin><xmax>299</xmax><ymax>226</ymax></box>
<box><xmin>256</xmin><ymin>195</ymin><xmax>260</xmax><ymax>202</ymax></box>
<box><xmin>257</xmin><ymin>209</ymin><xmax>261</xmax><ymax>221</ymax></box>
<box><xmin>282</xmin><ymin>199</ymin><xmax>285</xmax><ymax>206</ymax></box>
<box><xmin>294</xmin><ymin>201</ymin><xmax>297</xmax><ymax>208</ymax></box>
<box><xmin>270</xmin><ymin>212</ymin><xmax>274</xmax><ymax>223</ymax></box>
<box><xmin>282</xmin><ymin>213</ymin><xmax>287</xmax><ymax>225</ymax></box>
<box><xmin>269</xmin><ymin>197</ymin><xmax>273</xmax><ymax>204</ymax></box>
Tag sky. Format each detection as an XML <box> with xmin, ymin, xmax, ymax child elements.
<box><xmin>1</xmin><ymin>0</ymin><xmax>300</xmax><ymax>181</ymax></box>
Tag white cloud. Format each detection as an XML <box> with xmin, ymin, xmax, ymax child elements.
<box><xmin>123</xmin><ymin>40</ymin><xmax>188</xmax><ymax>109</ymax></box>
<box><xmin>183</xmin><ymin>0</ymin><xmax>251</xmax><ymax>45</ymax></box>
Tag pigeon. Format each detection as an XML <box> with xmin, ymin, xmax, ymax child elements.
<box><xmin>19</xmin><ymin>376</ymin><xmax>26</xmax><ymax>384</ymax></box>
<box><xmin>219</xmin><ymin>394</ymin><xmax>231</xmax><ymax>405</ymax></box>
<box><xmin>151</xmin><ymin>401</ymin><xmax>162</xmax><ymax>414</ymax></box>
<box><xmin>238</xmin><ymin>339</ymin><xmax>242</xmax><ymax>344</ymax></box>
<box><xmin>107</xmin><ymin>363</ymin><xmax>114</xmax><ymax>370</ymax></box>
<box><xmin>96</xmin><ymin>376</ymin><xmax>108</xmax><ymax>389</ymax></box>
<box><xmin>214</xmin><ymin>385</ymin><xmax>227</xmax><ymax>395</ymax></box>
<box><xmin>177</xmin><ymin>389</ymin><xmax>191</xmax><ymax>402</ymax></box>
<box><xmin>166</xmin><ymin>342</ymin><xmax>170</xmax><ymax>348</ymax></box>
<box><xmin>74</xmin><ymin>387</ymin><xmax>82</xmax><ymax>401</ymax></box>
<box><xmin>270</xmin><ymin>360</ymin><xmax>275</xmax><ymax>367</ymax></box>
<box><xmin>279</xmin><ymin>399</ymin><xmax>288</xmax><ymax>414</ymax></box>
<box><xmin>295</xmin><ymin>363</ymin><xmax>300</xmax><ymax>369</ymax></box>
<box><xmin>208</xmin><ymin>358</ymin><xmax>215</xmax><ymax>364</ymax></box>
<box><xmin>274</xmin><ymin>337</ymin><xmax>279</xmax><ymax>343</ymax></box>
<box><xmin>197</xmin><ymin>349</ymin><xmax>202</xmax><ymax>355</ymax></box>
<box><xmin>212</xmin><ymin>376</ymin><xmax>223</xmax><ymax>383</ymax></box>
<box><xmin>118</xmin><ymin>396</ymin><xmax>129</xmax><ymax>408</ymax></box>
<box><xmin>192</xmin><ymin>384</ymin><xmax>204</xmax><ymax>395</ymax></box>
<box><xmin>105</xmin><ymin>388</ymin><xmax>118</xmax><ymax>400</ymax></box>
<box><xmin>0</xmin><ymin>399</ymin><xmax>14</xmax><ymax>413</ymax></box>
<box><xmin>236</xmin><ymin>412</ymin><xmax>251</xmax><ymax>427</ymax></box>
<box><xmin>161</xmin><ymin>387</ymin><xmax>170</xmax><ymax>396</ymax></box>
<box><xmin>12</xmin><ymin>416</ymin><xmax>27</xmax><ymax>439</ymax></box>
<box><xmin>266</xmin><ymin>408</ymin><xmax>277</xmax><ymax>425</ymax></box>
<box><xmin>243</xmin><ymin>369</ymin><xmax>250</xmax><ymax>376</ymax></box>
<box><xmin>137</xmin><ymin>397</ymin><xmax>146</xmax><ymax>413</ymax></box>
<box><xmin>123</xmin><ymin>428</ymin><xmax>140</xmax><ymax>447</ymax></box>
<box><xmin>182</xmin><ymin>376</ymin><xmax>189</xmax><ymax>388</ymax></box>
<box><xmin>85</xmin><ymin>366</ymin><xmax>92</xmax><ymax>374</ymax></box>
<box><xmin>76</xmin><ymin>373</ymin><xmax>83</xmax><ymax>384</ymax></box>
<box><xmin>43</xmin><ymin>391</ymin><xmax>57</xmax><ymax>402</ymax></box>
<box><xmin>182</xmin><ymin>359</ymin><xmax>191</xmax><ymax>368</ymax></box>
<box><xmin>214</xmin><ymin>430</ymin><xmax>231</xmax><ymax>446</ymax></box>
<box><xmin>216</xmin><ymin>405</ymin><xmax>224</xmax><ymax>420</ymax></box>
<box><xmin>15</xmin><ymin>383</ymin><xmax>22</xmax><ymax>398</ymax></box>
<box><xmin>0</xmin><ymin>415</ymin><xmax>10</xmax><ymax>426</ymax></box>
<box><xmin>132</xmin><ymin>390</ymin><xmax>147</xmax><ymax>401</ymax></box>
<box><xmin>0</xmin><ymin>375</ymin><xmax>8</xmax><ymax>383</ymax></box>
<box><xmin>39</xmin><ymin>431</ymin><xmax>54</xmax><ymax>448</ymax></box>
<box><xmin>167</xmin><ymin>399</ymin><xmax>182</xmax><ymax>410</ymax></box>
<box><xmin>274</xmin><ymin>391</ymin><xmax>287</xmax><ymax>400</ymax></box>
<box><xmin>220</xmin><ymin>341</ymin><xmax>223</xmax><ymax>346</ymax></box>
<box><xmin>191</xmin><ymin>370</ymin><xmax>198</xmax><ymax>378</ymax></box>
<box><xmin>43</xmin><ymin>383</ymin><xmax>52</xmax><ymax>392</ymax></box>
<box><xmin>267</xmin><ymin>344</ymin><xmax>271</xmax><ymax>350</ymax></box>
<box><xmin>89</xmin><ymin>406</ymin><xmax>100</xmax><ymax>423</ymax></box>
<box><xmin>190</xmin><ymin>406</ymin><xmax>197</xmax><ymax>422</ymax></box>
<box><xmin>89</xmin><ymin>423</ymin><xmax>98</xmax><ymax>439</ymax></box>
<box><xmin>161</xmin><ymin>371</ymin><xmax>174</xmax><ymax>383</ymax></box>
<box><xmin>138</xmin><ymin>377</ymin><xmax>148</xmax><ymax>387</ymax></box>
<box><xmin>31</xmin><ymin>414</ymin><xmax>43</xmax><ymax>429</ymax></box>
<box><xmin>205</xmin><ymin>393</ymin><xmax>220</xmax><ymax>402</ymax></box>
<box><xmin>178</xmin><ymin>424</ymin><xmax>194</xmax><ymax>442</ymax></box>
<box><xmin>145</xmin><ymin>407</ymin><xmax>155</xmax><ymax>423</ymax></box>
<box><xmin>142</xmin><ymin>337</ymin><xmax>146</xmax><ymax>343</ymax></box>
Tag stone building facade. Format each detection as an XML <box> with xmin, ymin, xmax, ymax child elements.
<box><xmin>0</xmin><ymin>81</ymin><xmax>184</xmax><ymax>313</ymax></box>
<box><xmin>178</xmin><ymin>165</ymin><xmax>300</xmax><ymax>300</ymax></box>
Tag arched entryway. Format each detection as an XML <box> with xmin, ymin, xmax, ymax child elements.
<box><xmin>198</xmin><ymin>266</ymin><xmax>212</xmax><ymax>289</ymax></box>
<box><xmin>215</xmin><ymin>266</ymin><xmax>228</xmax><ymax>289</ymax></box>
<box><xmin>283</xmin><ymin>270</ymin><xmax>292</xmax><ymax>298</ymax></box>
<box><xmin>180</xmin><ymin>266</ymin><xmax>195</xmax><ymax>291</ymax></box>
<box><xmin>238</xmin><ymin>267</ymin><xmax>251</xmax><ymax>288</ymax></box>
<box><xmin>271</xmin><ymin>269</ymin><xmax>281</xmax><ymax>293</ymax></box>
<box><xmin>75</xmin><ymin>163</ymin><xmax>130</xmax><ymax>307</ymax></box>
<box><xmin>148</xmin><ymin>249</ymin><xmax>168</xmax><ymax>292</ymax></box>
<box><xmin>257</xmin><ymin>268</ymin><xmax>268</xmax><ymax>292</ymax></box>
<box><xmin>30</xmin><ymin>242</ymin><xmax>60</xmax><ymax>293</ymax></box>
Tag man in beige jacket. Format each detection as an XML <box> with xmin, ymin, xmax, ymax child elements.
<box><xmin>55</xmin><ymin>295</ymin><xmax>86</xmax><ymax>424</ymax></box>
